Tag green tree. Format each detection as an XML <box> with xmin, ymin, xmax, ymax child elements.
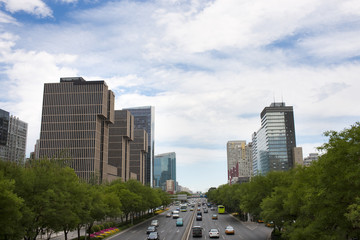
<box><xmin>0</xmin><ymin>171</ymin><xmax>24</xmax><ymax>240</ymax></box>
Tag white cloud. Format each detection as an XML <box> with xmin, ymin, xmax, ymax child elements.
<box><xmin>1</xmin><ymin>0</ymin><xmax>359</xmax><ymax>191</ymax></box>
<box><xmin>0</xmin><ymin>0</ymin><xmax>52</xmax><ymax>18</ymax></box>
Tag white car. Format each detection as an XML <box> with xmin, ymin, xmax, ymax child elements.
<box><xmin>151</xmin><ymin>220</ymin><xmax>159</xmax><ymax>227</ymax></box>
<box><xmin>209</xmin><ymin>228</ymin><xmax>220</xmax><ymax>238</ymax></box>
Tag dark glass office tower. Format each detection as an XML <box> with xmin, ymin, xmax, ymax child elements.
<box><xmin>252</xmin><ymin>102</ymin><xmax>296</xmax><ymax>175</ymax></box>
<box><xmin>0</xmin><ymin>109</ymin><xmax>9</xmax><ymax>146</ymax></box>
<box><xmin>123</xmin><ymin>106</ymin><xmax>154</xmax><ymax>186</ymax></box>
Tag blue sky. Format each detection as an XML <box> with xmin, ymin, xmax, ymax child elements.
<box><xmin>1</xmin><ymin>0</ymin><xmax>360</xmax><ymax>192</ymax></box>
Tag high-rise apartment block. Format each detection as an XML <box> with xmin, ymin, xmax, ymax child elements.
<box><xmin>108</xmin><ymin>110</ymin><xmax>134</xmax><ymax>181</ymax></box>
<box><xmin>227</xmin><ymin>140</ymin><xmax>252</xmax><ymax>184</ymax></box>
<box><xmin>124</xmin><ymin>106</ymin><xmax>155</xmax><ymax>186</ymax></box>
<box><xmin>39</xmin><ymin>77</ymin><xmax>117</xmax><ymax>182</ymax></box>
<box><xmin>154</xmin><ymin>152</ymin><xmax>176</xmax><ymax>191</ymax></box>
<box><xmin>0</xmin><ymin>109</ymin><xmax>28</xmax><ymax>163</ymax></box>
<box><xmin>252</xmin><ymin>102</ymin><xmax>296</xmax><ymax>175</ymax></box>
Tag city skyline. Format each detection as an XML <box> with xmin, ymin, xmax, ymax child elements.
<box><xmin>1</xmin><ymin>0</ymin><xmax>359</xmax><ymax>192</ymax></box>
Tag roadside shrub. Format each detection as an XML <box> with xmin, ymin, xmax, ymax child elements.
<box><xmin>91</xmin><ymin>225</ymin><xmax>101</xmax><ymax>233</ymax></box>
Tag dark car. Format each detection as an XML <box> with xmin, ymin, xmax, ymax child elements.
<box><xmin>147</xmin><ymin>231</ymin><xmax>160</xmax><ymax>240</ymax></box>
<box><xmin>196</xmin><ymin>214</ymin><xmax>202</xmax><ymax>221</ymax></box>
<box><xmin>146</xmin><ymin>225</ymin><xmax>156</xmax><ymax>234</ymax></box>
<box><xmin>192</xmin><ymin>226</ymin><xmax>203</xmax><ymax>237</ymax></box>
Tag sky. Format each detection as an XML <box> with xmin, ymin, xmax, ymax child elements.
<box><xmin>0</xmin><ymin>0</ymin><xmax>359</xmax><ymax>193</ymax></box>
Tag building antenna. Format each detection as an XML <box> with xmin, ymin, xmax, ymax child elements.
<box><xmin>273</xmin><ymin>92</ymin><xmax>276</xmax><ymax>104</ymax></box>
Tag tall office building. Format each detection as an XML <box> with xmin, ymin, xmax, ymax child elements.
<box><xmin>227</xmin><ymin>140</ymin><xmax>252</xmax><ymax>184</ymax></box>
<box><xmin>154</xmin><ymin>152</ymin><xmax>176</xmax><ymax>191</ymax></box>
<box><xmin>129</xmin><ymin>129</ymin><xmax>148</xmax><ymax>184</ymax></box>
<box><xmin>123</xmin><ymin>106</ymin><xmax>155</xmax><ymax>186</ymax></box>
<box><xmin>0</xmin><ymin>109</ymin><xmax>28</xmax><ymax>163</ymax></box>
<box><xmin>108</xmin><ymin>110</ymin><xmax>134</xmax><ymax>181</ymax></box>
<box><xmin>252</xmin><ymin>102</ymin><xmax>296</xmax><ymax>175</ymax></box>
<box><xmin>39</xmin><ymin>77</ymin><xmax>117</xmax><ymax>182</ymax></box>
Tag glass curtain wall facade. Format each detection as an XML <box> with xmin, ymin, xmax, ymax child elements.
<box><xmin>123</xmin><ymin>106</ymin><xmax>154</xmax><ymax>186</ymax></box>
<box><xmin>39</xmin><ymin>77</ymin><xmax>115</xmax><ymax>182</ymax></box>
<box><xmin>154</xmin><ymin>152</ymin><xmax>176</xmax><ymax>191</ymax></box>
<box><xmin>252</xmin><ymin>102</ymin><xmax>296</xmax><ymax>175</ymax></box>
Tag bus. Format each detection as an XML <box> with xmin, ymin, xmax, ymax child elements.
<box><xmin>218</xmin><ymin>205</ymin><xmax>225</xmax><ymax>214</ymax></box>
<box><xmin>180</xmin><ymin>204</ymin><xmax>187</xmax><ymax>212</ymax></box>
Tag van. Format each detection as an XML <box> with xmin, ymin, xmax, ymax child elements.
<box><xmin>192</xmin><ymin>226</ymin><xmax>202</xmax><ymax>237</ymax></box>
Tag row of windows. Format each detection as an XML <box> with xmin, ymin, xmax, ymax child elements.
<box><xmin>41</xmin><ymin>131</ymin><xmax>96</xmax><ymax>140</ymax></box>
<box><xmin>41</xmin><ymin>139</ymin><xmax>96</xmax><ymax>148</ymax></box>
<box><xmin>42</xmin><ymin>114</ymin><xmax>97</xmax><ymax>123</ymax></box>
<box><xmin>42</xmin><ymin>105</ymin><xmax>105</xmax><ymax>115</ymax></box>
<box><xmin>41</xmin><ymin>122</ymin><xmax>98</xmax><ymax>131</ymax></box>
<box><xmin>40</xmin><ymin>148</ymin><xmax>96</xmax><ymax>158</ymax></box>
<box><xmin>44</xmin><ymin>82</ymin><xmax>105</xmax><ymax>94</ymax></box>
<box><xmin>70</xmin><ymin>158</ymin><xmax>95</xmax><ymax>172</ymax></box>
<box><xmin>43</xmin><ymin>92</ymin><xmax>104</xmax><ymax>106</ymax></box>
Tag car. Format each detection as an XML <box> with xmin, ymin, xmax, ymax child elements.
<box><xmin>172</xmin><ymin>213</ymin><xmax>180</xmax><ymax>219</ymax></box>
<box><xmin>225</xmin><ymin>226</ymin><xmax>235</xmax><ymax>234</ymax></box>
<box><xmin>212</xmin><ymin>214</ymin><xmax>218</xmax><ymax>220</ymax></box>
<box><xmin>176</xmin><ymin>218</ymin><xmax>183</xmax><ymax>226</ymax></box>
<box><xmin>209</xmin><ymin>229</ymin><xmax>220</xmax><ymax>238</ymax></box>
<box><xmin>166</xmin><ymin>212</ymin><xmax>172</xmax><ymax>217</ymax></box>
<box><xmin>190</xmin><ymin>207</ymin><xmax>194</xmax><ymax>211</ymax></box>
<box><xmin>146</xmin><ymin>225</ymin><xmax>156</xmax><ymax>234</ymax></box>
<box><xmin>196</xmin><ymin>215</ymin><xmax>202</xmax><ymax>221</ymax></box>
<box><xmin>210</xmin><ymin>207</ymin><xmax>215</xmax><ymax>211</ymax></box>
<box><xmin>197</xmin><ymin>211</ymin><xmax>202</xmax><ymax>216</ymax></box>
<box><xmin>151</xmin><ymin>220</ymin><xmax>159</xmax><ymax>227</ymax></box>
<box><xmin>204</xmin><ymin>208</ymin><xmax>208</xmax><ymax>213</ymax></box>
<box><xmin>147</xmin><ymin>231</ymin><xmax>160</xmax><ymax>240</ymax></box>
<box><xmin>192</xmin><ymin>226</ymin><xmax>203</xmax><ymax>237</ymax></box>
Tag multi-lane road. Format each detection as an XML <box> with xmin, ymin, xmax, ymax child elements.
<box><xmin>109</xmin><ymin>204</ymin><xmax>272</xmax><ymax>240</ymax></box>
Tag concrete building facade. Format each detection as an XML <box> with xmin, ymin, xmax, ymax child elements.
<box><xmin>304</xmin><ymin>153</ymin><xmax>319</xmax><ymax>166</ymax></box>
<box><xmin>39</xmin><ymin>77</ymin><xmax>117</xmax><ymax>182</ymax></box>
<box><xmin>108</xmin><ymin>110</ymin><xmax>134</xmax><ymax>181</ymax></box>
<box><xmin>227</xmin><ymin>140</ymin><xmax>252</xmax><ymax>184</ymax></box>
<box><xmin>130</xmin><ymin>129</ymin><xmax>148</xmax><ymax>184</ymax></box>
<box><xmin>0</xmin><ymin>109</ymin><xmax>28</xmax><ymax>163</ymax></box>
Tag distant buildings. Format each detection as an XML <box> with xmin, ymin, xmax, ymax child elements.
<box><xmin>38</xmin><ymin>77</ymin><xmax>150</xmax><ymax>184</ymax></box>
<box><xmin>304</xmin><ymin>153</ymin><xmax>319</xmax><ymax>166</ymax></box>
<box><xmin>124</xmin><ymin>106</ymin><xmax>155</xmax><ymax>187</ymax></box>
<box><xmin>154</xmin><ymin>152</ymin><xmax>176</xmax><ymax>191</ymax></box>
<box><xmin>252</xmin><ymin>102</ymin><xmax>297</xmax><ymax>175</ymax></box>
<box><xmin>0</xmin><ymin>109</ymin><xmax>28</xmax><ymax>163</ymax></box>
<box><xmin>226</xmin><ymin>140</ymin><xmax>252</xmax><ymax>184</ymax></box>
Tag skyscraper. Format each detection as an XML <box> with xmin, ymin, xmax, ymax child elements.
<box><xmin>39</xmin><ymin>77</ymin><xmax>117</xmax><ymax>182</ymax></box>
<box><xmin>123</xmin><ymin>106</ymin><xmax>155</xmax><ymax>186</ymax></box>
<box><xmin>227</xmin><ymin>140</ymin><xmax>252</xmax><ymax>184</ymax></box>
<box><xmin>252</xmin><ymin>102</ymin><xmax>296</xmax><ymax>175</ymax></box>
<box><xmin>0</xmin><ymin>109</ymin><xmax>28</xmax><ymax>163</ymax></box>
<box><xmin>154</xmin><ymin>152</ymin><xmax>176</xmax><ymax>191</ymax></box>
<box><xmin>108</xmin><ymin>110</ymin><xmax>134</xmax><ymax>181</ymax></box>
<box><xmin>129</xmin><ymin>129</ymin><xmax>148</xmax><ymax>184</ymax></box>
